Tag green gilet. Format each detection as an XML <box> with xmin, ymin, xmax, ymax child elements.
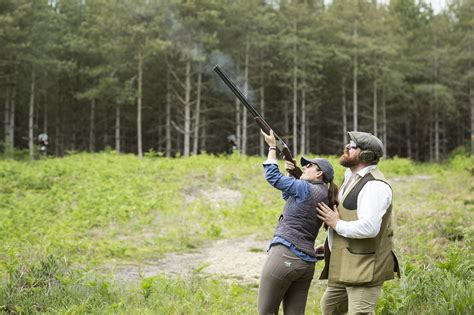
<box><xmin>319</xmin><ymin>168</ymin><xmax>400</xmax><ymax>287</ymax></box>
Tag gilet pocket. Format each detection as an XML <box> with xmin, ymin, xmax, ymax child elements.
<box><xmin>339</xmin><ymin>247</ymin><xmax>376</xmax><ymax>284</ymax></box>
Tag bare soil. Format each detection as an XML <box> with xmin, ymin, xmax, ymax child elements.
<box><xmin>109</xmin><ymin>236</ymin><xmax>269</xmax><ymax>284</ymax></box>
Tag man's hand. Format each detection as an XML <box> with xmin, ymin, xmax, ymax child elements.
<box><xmin>316</xmin><ymin>202</ymin><xmax>340</xmax><ymax>230</ymax></box>
<box><xmin>260</xmin><ymin>129</ymin><xmax>276</xmax><ymax>147</ymax></box>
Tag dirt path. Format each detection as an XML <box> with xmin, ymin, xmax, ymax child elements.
<box><xmin>110</xmin><ymin>236</ymin><xmax>269</xmax><ymax>284</ymax></box>
<box><xmin>108</xmin><ymin>175</ymin><xmax>435</xmax><ymax>285</ymax></box>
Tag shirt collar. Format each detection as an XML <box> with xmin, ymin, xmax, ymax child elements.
<box><xmin>355</xmin><ymin>164</ymin><xmax>377</xmax><ymax>177</ymax></box>
<box><xmin>346</xmin><ymin>164</ymin><xmax>377</xmax><ymax>178</ymax></box>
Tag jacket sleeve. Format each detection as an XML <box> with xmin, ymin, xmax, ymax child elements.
<box><xmin>263</xmin><ymin>162</ymin><xmax>309</xmax><ymax>202</ymax></box>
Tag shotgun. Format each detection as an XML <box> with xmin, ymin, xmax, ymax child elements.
<box><xmin>214</xmin><ymin>65</ymin><xmax>303</xmax><ymax>178</ymax></box>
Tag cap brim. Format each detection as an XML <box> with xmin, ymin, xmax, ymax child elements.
<box><xmin>300</xmin><ymin>156</ymin><xmax>311</xmax><ymax>166</ymax></box>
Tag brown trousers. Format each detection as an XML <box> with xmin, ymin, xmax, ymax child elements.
<box><xmin>258</xmin><ymin>244</ymin><xmax>315</xmax><ymax>315</ymax></box>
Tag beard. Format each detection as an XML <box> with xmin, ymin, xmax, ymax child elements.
<box><xmin>339</xmin><ymin>149</ymin><xmax>359</xmax><ymax>167</ymax></box>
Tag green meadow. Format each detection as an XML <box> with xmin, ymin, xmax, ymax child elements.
<box><xmin>0</xmin><ymin>152</ymin><xmax>472</xmax><ymax>314</ymax></box>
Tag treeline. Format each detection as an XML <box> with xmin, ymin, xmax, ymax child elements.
<box><xmin>0</xmin><ymin>0</ymin><xmax>472</xmax><ymax>161</ymax></box>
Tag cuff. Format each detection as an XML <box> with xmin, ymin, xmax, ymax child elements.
<box><xmin>263</xmin><ymin>158</ymin><xmax>278</xmax><ymax>165</ymax></box>
<box><xmin>334</xmin><ymin>220</ymin><xmax>347</xmax><ymax>236</ymax></box>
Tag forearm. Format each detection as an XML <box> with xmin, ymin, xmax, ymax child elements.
<box><xmin>266</xmin><ymin>145</ymin><xmax>277</xmax><ymax>160</ymax></box>
<box><xmin>335</xmin><ymin>219</ymin><xmax>379</xmax><ymax>239</ymax></box>
<box><xmin>263</xmin><ymin>163</ymin><xmax>307</xmax><ymax>201</ymax></box>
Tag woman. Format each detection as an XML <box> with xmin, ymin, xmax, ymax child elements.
<box><xmin>258</xmin><ymin>130</ymin><xmax>338</xmax><ymax>315</ymax></box>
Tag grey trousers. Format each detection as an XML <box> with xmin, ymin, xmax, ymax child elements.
<box><xmin>258</xmin><ymin>244</ymin><xmax>316</xmax><ymax>315</ymax></box>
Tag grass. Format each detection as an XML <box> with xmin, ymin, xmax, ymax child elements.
<box><xmin>0</xmin><ymin>152</ymin><xmax>472</xmax><ymax>314</ymax></box>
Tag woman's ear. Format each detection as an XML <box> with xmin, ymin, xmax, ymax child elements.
<box><xmin>316</xmin><ymin>170</ymin><xmax>323</xmax><ymax>179</ymax></box>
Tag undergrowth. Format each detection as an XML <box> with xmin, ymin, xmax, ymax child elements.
<box><xmin>0</xmin><ymin>152</ymin><xmax>472</xmax><ymax>314</ymax></box>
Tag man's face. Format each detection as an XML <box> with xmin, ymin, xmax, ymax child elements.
<box><xmin>339</xmin><ymin>140</ymin><xmax>361</xmax><ymax>167</ymax></box>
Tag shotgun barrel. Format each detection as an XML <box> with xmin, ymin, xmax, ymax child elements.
<box><xmin>214</xmin><ymin>65</ymin><xmax>302</xmax><ymax>178</ymax></box>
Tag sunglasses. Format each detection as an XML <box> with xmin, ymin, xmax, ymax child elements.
<box><xmin>348</xmin><ymin>140</ymin><xmax>358</xmax><ymax>149</ymax></box>
<box><xmin>304</xmin><ymin>163</ymin><xmax>320</xmax><ymax>171</ymax></box>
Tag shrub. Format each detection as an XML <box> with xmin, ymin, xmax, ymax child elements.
<box><xmin>1</xmin><ymin>255</ymin><xmax>73</xmax><ymax>313</ymax></box>
<box><xmin>378</xmin><ymin>244</ymin><xmax>474</xmax><ymax>314</ymax></box>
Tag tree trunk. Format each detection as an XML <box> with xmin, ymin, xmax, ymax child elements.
<box><xmin>183</xmin><ymin>59</ymin><xmax>192</xmax><ymax>157</ymax></box>
<box><xmin>300</xmin><ymin>83</ymin><xmax>306</xmax><ymax>155</ymax></box>
<box><xmin>43</xmin><ymin>94</ymin><xmax>48</xmax><ymax>134</ymax></box>
<box><xmin>242</xmin><ymin>38</ymin><xmax>249</xmax><ymax>155</ymax></box>
<box><xmin>382</xmin><ymin>86</ymin><xmax>387</xmax><ymax>157</ymax></box>
<box><xmin>305</xmin><ymin>115</ymin><xmax>317</xmax><ymax>152</ymax></box>
<box><xmin>193</xmin><ymin>63</ymin><xmax>202</xmax><ymax>155</ymax></box>
<box><xmin>55</xmin><ymin>99</ymin><xmax>61</xmax><ymax>156</ymax></box>
<box><xmin>353</xmin><ymin>24</ymin><xmax>358</xmax><ymax>131</ymax></box>
<box><xmin>429</xmin><ymin>107</ymin><xmax>433</xmax><ymax>161</ymax></box>
<box><xmin>200</xmin><ymin>105</ymin><xmax>207</xmax><ymax>152</ymax></box>
<box><xmin>470</xmin><ymin>35</ymin><xmax>474</xmax><ymax>156</ymax></box>
<box><xmin>434</xmin><ymin>103</ymin><xmax>440</xmax><ymax>161</ymax></box>
<box><xmin>415</xmin><ymin>111</ymin><xmax>419</xmax><ymax>160</ymax></box>
<box><xmin>72</xmin><ymin>122</ymin><xmax>76</xmax><ymax>152</ymax></box>
<box><xmin>259</xmin><ymin>60</ymin><xmax>265</xmax><ymax>156</ymax></box>
<box><xmin>28</xmin><ymin>68</ymin><xmax>36</xmax><ymax>160</ymax></box>
<box><xmin>284</xmin><ymin>102</ymin><xmax>289</xmax><ymax>144</ymax></box>
<box><xmin>405</xmin><ymin>108</ymin><xmax>411</xmax><ymax>159</ymax></box>
<box><xmin>103</xmin><ymin>107</ymin><xmax>109</xmax><ymax>148</ymax></box>
<box><xmin>4</xmin><ymin>87</ymin><xmax>10</xmax><ymax>154</ymax></box>
<box><xmin>470</xmin><ymin>74</ymin><xmax>474</xmax><ymax>156</ymax></box>
<box><xmin>115</xmin><ymin>105</ymin><xmax>121</xmax><ymax>152</ymax></box>
<box><xmin>10</xmin><ymin>82</ymin><xmax>15</xmax><ymax>152</ymax></box>
<box><xmin>137</xmin><ymin>47</ymin><xmax>143</xmax><ymax>157</ymax></box>
<box><xmin>433</xmin><ymin>54</ymin><xmax>440</xmax><ymax>161</ymax></box>
<box><xmin>293</xmin><ymin>20</ymin><xmax>298</xmax><ymax>156</ymax></box>
<box><xmin>89</xmin><ymin>99</ymin><xmax>96</xmax><ymax>152</ymax></box>
<box><xmin>166</xmin><ymin>65</ymin><xmax>172</xmax><ymax>157</ymax></box>
<box><xmin>342</xmin><ymin>77</ymin><xmax>348</xmax><ymax>146</ymax></box>
<box><xmin>373</xmin><ymin>59</ymin><xmax>378</xmax><ymax>137</ymax></box>
<box><xmin>235</xmin><ymin>58</ymin><xmax>241</xmax><ymax>152</ymax></box>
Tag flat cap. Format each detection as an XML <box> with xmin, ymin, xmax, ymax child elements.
<box><xmin>300</xmin><ymin>156</ymin><xmax>334</xmax><ymax>182</ymax></box>
<box><xmin>348</xmin><ymin>131</ymin><xmax>384</xmax><ymax>157</ymax></box>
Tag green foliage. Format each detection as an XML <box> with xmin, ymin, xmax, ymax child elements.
<box><xmin>379</xmin><ymin>157</ymin><xmax>416</xmax><ymax>176</ymax></box>
<box><xmin>0</xmin><ymin>154</ymin><xmax>472</xmax><ymax>313</ymax></box>
<box><xmin>378</xmin><ymin>244</ymin><xmax>473</xmax><ymax>315</ymax></box>
<box><xmin>1</xmin><ymin>254</ymin><xmax>78</xmax><ymax>313</ymax></box>
<box><xmin>0</xmin><ymin>255</ymin><xmax>256</xmax><ymax>314</ymax></box>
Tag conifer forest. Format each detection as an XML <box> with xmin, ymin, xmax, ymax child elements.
<box><xmin>1</xmin><ymin>0</ymin><xmax>473</xmax><ymax>160</ymax></box>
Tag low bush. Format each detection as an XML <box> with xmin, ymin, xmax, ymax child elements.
<box><xmin>378</xmin><ymin>243</ymin><xmax>474</xmax><ymax>315</ymax></box>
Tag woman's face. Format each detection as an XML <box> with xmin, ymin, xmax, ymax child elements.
<box><xmin>300</xmin><ymin>163</ymin><xmax>323</xmax><ymax>181</ymax></box>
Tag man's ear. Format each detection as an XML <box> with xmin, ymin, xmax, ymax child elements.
<box><xmin>316</xmin><ymin>170</ymin><xmax>323</xmax><ymax>179</ymax></box>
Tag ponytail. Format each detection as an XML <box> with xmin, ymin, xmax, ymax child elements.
<box><xmin>327</xmin><ymin>181</ymin><xmax>339</xmax><ymax>209</ymax></box>
<box><xmin>322</xmin><ymin>179</ymin><xmax>339</xmax><ymax>230</ymax></box>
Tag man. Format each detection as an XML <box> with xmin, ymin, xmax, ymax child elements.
<box><xmin>316</xmin><ymin>131</ymin><xmax>400</xmax><ymax>315</ymax></box>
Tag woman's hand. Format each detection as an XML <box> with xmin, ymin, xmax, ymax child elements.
<box><xmin>285</xmin><ymin>160</ymin><xmax>295</xmax><ymax>171</ymax></box>
<box><xmin>285</xmin><ymin>160</ymin><xmax>297</xmax><ymax>176</ymax></box>
<box><xmin>316</xmin><ymin>202</ymin><xmax>340</xmax><ymax>229</ymax></box>
<box><xmin>260</xmin><ymin>129</ymin><xmax>276</xmax><ymax>147</ymax></box>
<box><xmin>315</xmin><ymin>244</ymin><xmax>324</xmax><ymax>255</ymax></box>
<box><xmin>315</xmin><ymin>244</ymin><xmax>325</xmax><ymax>260</ymax></box>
